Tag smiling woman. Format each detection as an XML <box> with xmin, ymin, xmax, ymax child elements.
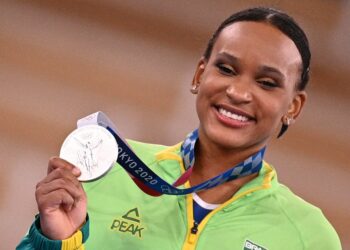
<box><xmin>194</xmin><ymin>21</ymin><xmax>306</xmax><ymax>160</ymax></box>
<box><xmin>17</xmin><ymin>7</ymin><xmax>341</xmax><ymax>250</ymax></box>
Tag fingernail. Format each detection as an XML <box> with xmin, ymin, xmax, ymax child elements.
<box><xmin>72</xmin><ymin>167</ymin><xmax>81</xmax><ymax>176</ymax></box>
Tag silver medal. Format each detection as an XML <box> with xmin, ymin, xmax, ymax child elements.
<box><xmin>60</xmin><ymin>125</ymin><xmax>118</xmax><ymax>181</ymax></box>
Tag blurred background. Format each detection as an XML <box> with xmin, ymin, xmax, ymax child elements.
<box><xmin>1</xmin><ymin>0</ymin><xmax>349</xmax><ymax>249</ymax></box>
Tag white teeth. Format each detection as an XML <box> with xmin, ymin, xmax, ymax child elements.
<box><xmin>219</xmin><ymin>108</ymin><xmax>249</xmax><ymax>122</ymax></box>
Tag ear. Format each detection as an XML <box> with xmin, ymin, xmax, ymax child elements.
<box><xmin>284</xmin><ymin>90</ymin><xmax>307</xmax><ymax>123</ymax></box>
<box><xmin>191</xmin><ymin>57</ymin><xmax>207</xmax><ymax>93</ymax></box>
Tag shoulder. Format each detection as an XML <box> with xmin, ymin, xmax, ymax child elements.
<box><xmin>272</xmin><ymin>184</ymin><xmax>341</xmax><ymax>249</ymax></box>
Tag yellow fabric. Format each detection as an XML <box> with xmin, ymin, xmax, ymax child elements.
<box><xmin>61</xmin><ymin>230</ymin><xmax>85</xmax><ymax>250</ymax></box>
<box><xmin>182</xmin><ymin>163</ymin><xmax>275</xmax><ymax>250</ymax></box>
<box><xmin>155</xmin><ymin>142</ymin><xmax>182</xmax><ymax>162</ymax></box>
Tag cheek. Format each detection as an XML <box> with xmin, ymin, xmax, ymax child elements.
<box><xmin>198</xmin><ymin>74</ymin><xmax>226</xmax><ymax>100</ymax></box>
<box><xmin>195</xmin><ymin>85</ymin><xmax>218</xmax><ymax>123</ymax></box>
<box><xmin>196</xmin><ymin>81</ymin><xmax>219</xmax><ymax>106</ymax></box>
<box><xmin>195</xmin><ymin>90</ymin><xmax>206</xmax><ymax>113</ymax></box>
<box><xmin>195</xmin><ymin>91</ymin><xmax>210</xmax><ymax>119</ymax></box>
<box><xmin>259</xmin><ymin>97</ymin><xmax>289</xmax><ymax>123</ymax></box>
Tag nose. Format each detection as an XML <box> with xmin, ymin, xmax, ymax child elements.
<box><xmin>225</xmin><ymin>80</ymin><xmax>253</xmax><ymax>104</ymax></box>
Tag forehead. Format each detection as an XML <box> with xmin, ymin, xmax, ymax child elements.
<box><xmin>212</xmin><ymin>21</ymin><xmax>302</xmax><ymax>73</ymax></box>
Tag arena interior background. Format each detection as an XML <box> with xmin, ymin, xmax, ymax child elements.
<box><xmin>0</xmin><ymin>0</ymin><xmax>349</xmax><ymax>248</ymax></box>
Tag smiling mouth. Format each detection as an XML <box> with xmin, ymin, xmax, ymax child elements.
<box><xmin>217</xmin><ymin>106</ymin><xmax>254</xmax><ymax>123</ymax></box>
<box><xmin>218</xmin><ymin>107</ymin><xmax>249</xmax><ymax>122</ymax></box>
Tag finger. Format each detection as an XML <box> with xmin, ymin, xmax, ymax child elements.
<box><xmin>40</xmin><ymin>167</ymin><xmax>82</xmax><ymax>188</ymax></box>
<box><xmin>37</xmin><ymin>188</ymin><xmax>76</xmax><ymax>213</ymax></box>
<box><xmin>36</xmin><ymin>178</ymin><xmax>84</xmax><ymax>202</ymax></box>
<box><xmin>48</xmin><ymin>156</ymin><xmax>81</xmax><ymax>177</ymax></box>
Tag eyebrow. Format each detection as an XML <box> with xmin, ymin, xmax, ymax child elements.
<box><xmin>216</xmin><ymin>52</ymin><xmax>239</xmax><ymax>64</ymax></box>
<box><xmin>258</xmin><ymin>65</ymin><xmax>285</xmax><ymax>82</ymax></box>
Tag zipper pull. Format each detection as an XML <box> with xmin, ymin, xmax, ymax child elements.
<box><xmin>188</xmin><ymin>221</ymin><xmax>199</xmax><ymax>244</ymax></box>
<box><xmin>191</xmin><ymin>221</ymin><xmax>199</xmax><ymax>234</ymax></box>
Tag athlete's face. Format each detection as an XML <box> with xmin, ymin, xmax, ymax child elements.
<box><xmin>193</xmin><ymin>21</ymin><xmax>306</xmax><ymax>152</ymax></box>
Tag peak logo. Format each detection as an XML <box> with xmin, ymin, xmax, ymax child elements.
<box><xmin>110</xmin><ymin>208</ymin><xmax>145</xmax><ymax>238</ymax></box>
<box><xmin>244</xmin><ymin>240</ymin><xmax>268</xmax><ymax>250</ymax></box>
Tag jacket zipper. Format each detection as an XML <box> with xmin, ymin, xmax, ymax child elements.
<box><xmin>191</xmin><ymin>221</ymin><xmax>199</xmax><ymax>235</ymax></box>
<box><xmin>187</xmin><ymin>221</ymin><xmax>199</xmax><ymax>244</ymax></box>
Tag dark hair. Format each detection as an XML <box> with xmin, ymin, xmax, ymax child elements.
<box><xmin>203</xmin><ymin>7</ymin><xmax>311</xmax><ymax>91</ymax></box>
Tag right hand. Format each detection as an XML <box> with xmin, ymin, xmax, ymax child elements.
<box><xmin>35</xmin><ymin>157</ymin><xmax>87</xmax><ymax>240</ymax></box>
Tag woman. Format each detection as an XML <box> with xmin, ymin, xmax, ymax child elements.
<box><xmin>17</xmin><ymin>7</ymin><xmax>341</xmax><ymax>250</ymax></box>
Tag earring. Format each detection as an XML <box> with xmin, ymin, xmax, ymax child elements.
<box><xmin>277</xmin><ymin>116</ymin><xmax>294</xmax><ymax>138</ymax></box>
<box><xmin>190</xmin><ymin>84</ymin><xmax>199</xmax><ymax>94</ymax></box>
<box><xmin>277</xmin><ymin>124</ymin><xmax>288</xmax><ymax>138</ymax></box>
<box><xmin>285</xmin><ymin>116</ymin><xmax>294</xmax><ymax>126</ymax></box>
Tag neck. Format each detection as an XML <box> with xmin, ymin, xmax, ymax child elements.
<box><xmin>194</xmin><ymin>138</ymin><xmax>263</xmax><ymax>180</ymax></box>
<box><xmin>189</xmin><ymin>132</ymin><xmax>265</xmax><ymax>204</ymax></box>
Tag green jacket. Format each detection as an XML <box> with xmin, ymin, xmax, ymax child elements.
<box><xmin>17</xmin><ymin>140</ymin><xmax>341</xmax><ymax>250</ymax></box>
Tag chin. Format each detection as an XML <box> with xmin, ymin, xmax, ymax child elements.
<box><xmin>201</xmin><ymin>123</ymin><xmax>270</xmax><ymax>152</ymax></box>
<box><xmin>201</xmin><ymin>125</ymin><xmax>248</xmax><ymax>149</ymax></box>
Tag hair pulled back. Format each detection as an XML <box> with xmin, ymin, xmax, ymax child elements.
<box><xmin>203</xmin><ymin>7</ymin><xmax>311</xmax><ymax>90</ymax></box>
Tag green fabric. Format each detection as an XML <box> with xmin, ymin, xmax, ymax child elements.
<box><xmin>16</xmin><ymin>213</ymin><xmax>89</xmax><ymax>250</ymax></box>
<box><xmin>16</xmin><ymin>215</ymin><xmax>62</xmax><ymax>250</ymax></box>
<box><xmin>17</xmin><ymin>140</ymin><xmax>341</xmax><ymax>250</ymax></box>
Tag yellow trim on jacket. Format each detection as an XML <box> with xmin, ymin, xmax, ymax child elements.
<box><xmin>182</xmin><ymin>163</ymin><xmax>275</xmax><ymax>250</ymax></box>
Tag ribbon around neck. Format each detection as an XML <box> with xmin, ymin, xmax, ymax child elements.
<box><xmin>77</xmin><ymin>111</ymin><xmax>265</xmax><ymax>196</ymax></box>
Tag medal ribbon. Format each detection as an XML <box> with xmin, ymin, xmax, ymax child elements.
<box><xmin>78</xmin><ymin>112</ymin><xmax>265</xmax><ymax>196</ymax></box>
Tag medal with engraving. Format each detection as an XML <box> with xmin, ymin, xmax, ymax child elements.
<box><xmin>60</xmin><ymin>124</ymin><xmax>119</xmax><ymax>181</ymax></box>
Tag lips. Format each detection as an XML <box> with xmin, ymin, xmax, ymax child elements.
<box><xmin>214</xmin><ymin>104</ymin><xmax>255</xmax><ymax>128</ymax></box>
<box><xmin>216</xmin><ymin>104</ymin><xmax>254</xmax><ymax>120</ymax></box>
<box><xmin>218</xmin><ymin>107</ymin><xmax>249</xmax><ymax>122</ymax></box>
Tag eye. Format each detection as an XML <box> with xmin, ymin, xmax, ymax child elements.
<box><xmin>257</xmin><ymin>79</ymin><xmax>279</xmax><ymax>90</ymax></box>
<box><xmin>216</xmin><ymin>63</ymin><xmax>236</xmax><ymax>76</ymax></box>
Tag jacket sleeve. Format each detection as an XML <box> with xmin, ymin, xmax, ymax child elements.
<box><xmin>301</xmin><ymin>210</ymin><xmax>342</xmax><ymax>250</ymax></box>
<box><xmin>16</xmin><ymin>214</ymin><xmax>90</xmax><ymax>250</ymax></box>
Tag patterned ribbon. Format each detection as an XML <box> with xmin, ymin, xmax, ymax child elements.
<box><xmin>78</xmin><ymin>112</ymin><xmax>265</xmax><ymax>196</ymax></box>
